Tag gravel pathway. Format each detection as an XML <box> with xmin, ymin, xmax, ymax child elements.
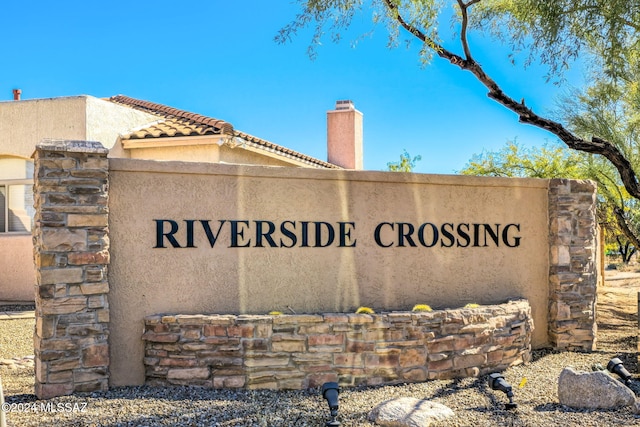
<box><xmin>2</xmin><ymin>298</ymin><xmax>640</xmax><ymax>426</ymax></box>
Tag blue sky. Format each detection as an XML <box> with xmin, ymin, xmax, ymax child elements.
<box><xmin>1</xmin><ymin>1</ymin><xmax>584</xmax><ymax>174</ymax></box>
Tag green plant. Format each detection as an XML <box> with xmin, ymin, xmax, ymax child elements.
<box><xmin>464</xmin><ymin>303</ymin><xmax>480</xmax><ymax>309</ymax></box>
<box><xmin>355</xmin><ymin>306</ymin><xmax>374</xmax><ymax>314</ymax></box>
<box><xmin>412</xmin><ymin>304</ymin><xmax>432</xmax><ymax>312</ymax></box>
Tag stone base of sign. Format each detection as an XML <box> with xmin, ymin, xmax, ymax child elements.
<box><xmin>143</xmin><ymin>300</ymin><xmax>532</xmax><ymax>389</ymax></box>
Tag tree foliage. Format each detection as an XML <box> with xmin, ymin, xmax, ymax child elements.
<box><xmin>277</xmin><ymin>0</ymin><xmax>640</xmax><ymax>211</ymax></box>
<box><xmin>460</xmin><ymin>140</ymin><xmax>640</xmax><ymax>262</ymax></box>
<box><xmin>471</xmin><ymin>0</ymin><xmax>640</xmax><ymax>80</ymax></box>
<box><xmin>387</xmin><ymin>150</ymin><xmax>422</xmax><ymax>172</ymax></box>
<box><xmin>556</xmin><ymin>51</ymin><xmax>640</xmax><ymax>261</ymax></box>
<box><xmin>460</xmin><ymin>141</ymin><xmax>583</xmax><ymax>179</ymax></box>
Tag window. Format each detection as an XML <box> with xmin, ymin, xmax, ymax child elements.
<box><xmin>0</xmin><ymin>180</ymin><xmax>34</xmax><ymax>233</ymax></box>
<box><xmin>0</xmin><ymin>157</ymin><xmax>34</xmax><ymax>233</ymax></box>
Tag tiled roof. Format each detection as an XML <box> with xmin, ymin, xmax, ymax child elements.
<box><xmin>108</xmin><ymin>95</ymin><xmax>340</xmax><ymax>169</ymax></box>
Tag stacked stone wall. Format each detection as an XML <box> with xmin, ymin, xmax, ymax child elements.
<box><xmin>548</xmin><ymin>179</ymin><xmax>598</xmax><ymax>351</ymax></box>
<box><xmin>143</xmin><ymin>300</ymin><xmax>532</xmax><ymax>389</ymax></box>
<box><xmin>32</xmin><ymin>140</ymin><xmax>110</xmax><ymax>399</ymax></box>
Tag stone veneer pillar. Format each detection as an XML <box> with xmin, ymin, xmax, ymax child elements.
<box><xmin>548</xmin><ymin>179</ymin><xmax>598</xmax><ymax>351</ymax></box>
<box><xmin>32</xmin><ymin>140</ymin><xmax>110</xmax><ymax>399</ymax></box>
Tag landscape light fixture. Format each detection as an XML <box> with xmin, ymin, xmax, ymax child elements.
<box><xmin>488</xmin><ymin>373</ymin><xmax>517</xmax><ymax>410</ymax></box>
<box><xmin>607</xmin><ymin>357</ymin><xmax>633</xmax><ymax>385</ymax></box>
<box><xmin>321</xmin><ymin>382</ymin><xmax>341</xmax><ymax>426</ymax></box>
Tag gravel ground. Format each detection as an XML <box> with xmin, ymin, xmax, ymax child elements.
<box><xmin>0</xmin><ymin>319</ymin><xmax>35</xmax><ymax>361</ymax></box>
<box><xmin>1</xmin><ymin>282</ymin><xmax>640</xmax><ymax>427</ymax></box>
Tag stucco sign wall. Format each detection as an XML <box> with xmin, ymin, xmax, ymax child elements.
<box><xmin>103</xmin><ymin>159</ymin><xmax>554</xmax><ymax>387</ymax></box>
<box><xmin>32</xmin><ymin>141</ymin><xmax>597</xmax><ymax>396</ymax></box>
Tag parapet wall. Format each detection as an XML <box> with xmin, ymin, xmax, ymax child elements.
<box><xmin>143</xmin><ymin>300</ymin><xmax>533</xmax><ymax>389</ymax></box>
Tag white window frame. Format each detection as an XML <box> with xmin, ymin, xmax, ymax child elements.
<box><xmin>0</xmin><ymin>178</ymin><xmax>34</xmax><ymax>234</ymax></box>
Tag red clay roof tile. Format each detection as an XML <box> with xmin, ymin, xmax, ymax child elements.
<box><xmin>109</xmin><ymin>95</ymin><xmax>339</xmax><ymax>169</ymax></box>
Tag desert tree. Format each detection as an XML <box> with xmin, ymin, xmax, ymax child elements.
<box><xmin>277</xmin><ymin>0</ymin><xmax>640</xmax><ymax>204</ymax></box>
<box><xmin>387</xmin><ymin>150</ymin><xmax>422</xmax><ymax>172</ymax></box>
<box><xmin>460</xmin><ymin>140</ymin><xmax>640</xmax><ymax>262</ymax></box>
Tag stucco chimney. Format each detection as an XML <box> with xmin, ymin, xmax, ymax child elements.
<box><xmin>12</xmin><ymin>89</ymin><xmax>21</xmax><ymax>101</ymax></box>
<box><xmin>327</xmin><ymin>100</ymin><xmax>363</xmax><ymax>169</ymax></box>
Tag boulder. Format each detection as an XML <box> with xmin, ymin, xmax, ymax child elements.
<box><xmin>368</xmin><ymin>397</ymin><xmax>454</xmax><ymax>426</ymax></box>
<box><xmin>558</xmin><ymin>367</ymin><xmax>635</xmax><ymax>409</ymax></box>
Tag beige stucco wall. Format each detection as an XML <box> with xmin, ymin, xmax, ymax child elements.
<box><xmin>127</xmin><ymin>140</ymin><xmax>312</xmax><ymax>168</ymax></box>
<box><xmin>108</xmin><ymin>159</ymin><xmax>550</xmax><ymax>386</ymax></box>
<box><xmin>127</xmin><ymin>143</ymin><xmax>222</xmax><ymax>163</ymax></box>
<box><xmin>0</xmin><ymin>97</ymin><xmax>87</xmax><ymax>158</ymax></box>
<box><xmin>219</xmin><ymin>144</ymin><xmax>305</xmax><ymax>167</ymax></box>
<box><xmin>86</xmin><ymin>96</ymin><xmax>160</xmax><ymax>155</ymax></box>
<box><xmin>0</xmin><ymin>95</ymin><xmax>158</xmax><ymax>159</ymax></box>
<box><xmin>0</xmin><ymin>234</ymin><xmax>35</xmax><ymax>301</ymax></box>
<box><xmin>0</xmin><ymin>95</ymin><xmax>157</xmax><ymax>300</ymax></box>
<box><xmin>0</xmin><ymin>158</ymin><xmax>34</xmax><ymax>301</ymax></box>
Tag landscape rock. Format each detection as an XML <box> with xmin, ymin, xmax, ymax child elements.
<box><xmin>368</xmin><ymin>397</ymin><xmax>454</xmax><ymax>426</ymax></box>
<box><xmin>558</xmin><ymin>367</ymin><xmax>635</xmax><ymax>409</ymax></box>
<box><xmin>0</xmin><ymin>356</ymin><xmax>34</xmax><ymax>370</ymax></box>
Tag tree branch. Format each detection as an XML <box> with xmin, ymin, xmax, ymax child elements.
<box><xmin>614</xmin><ymin>206</ymin><xmax>640</xmax><ymax>251</ymax></box>
<box><xmin>593</xmin><ymin>168</ymin><xmax>625</xmax><ymax>208</ymax></box>
<box><xmin>382</xmin><ymin>0</ymin><xmax>466</xmax><ymax>66</ymax></box>
<box><xmin>382</xmin><ymin>0</ymin><xmax>640</xmax><ymax>201</ymax></box>
<box><xmin>456</xmin><ymin>0</ymin><xmax>474</xmax><ymax>61</ymax></box>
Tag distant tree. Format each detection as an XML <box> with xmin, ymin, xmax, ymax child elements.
<box><xmin>555</xmin><ymin>57</ymin><xmax>640</xmax><ymax>261</ymax></box>
<box><xmin>461</xmin><ymin>141</ymin><xmax>639</xmax><ymax>263</ymax></box>
<box><xmin>614</xmin><ymin>236</ymin><xmax>637</xmax><ymax>264</ymax></box>
<box><xmin>387</xmin><ymin>150</ymin><xmax>422</xmax><ymax>172</ymax></box>
<box><xmin>461</xmin><ymin>141</ymin><xmax>582</xmax><ymax>179</ymax></box>
<box><xmin>277</xmin><ymin>1</ymin><xmax>640</xmax><ymax>219</ymax></box>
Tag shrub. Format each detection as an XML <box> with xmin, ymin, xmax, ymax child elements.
<box><xmin>355</xmin><ymin>306</ymin><xmax>375</xmax><ymax>314</ymax></box>
<box><xmin>412</xmin><ymin>304</ymin><xmax>432</xmax><ymax>312</ymax></box>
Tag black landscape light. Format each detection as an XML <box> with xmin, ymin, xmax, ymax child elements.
<box><xmin>488</xmin><ymin>373</ymin><xmax>517</xmax><ymax>410</ymax></box>
<box><xmin>607</xmin><ymin>357</ymin><xmax>633</xmax><ymax>385</ymax></box>
<box><xmin>321</xmin><ymin>382</ymin><xmax>341</xmax><ymax>426</ymax></box>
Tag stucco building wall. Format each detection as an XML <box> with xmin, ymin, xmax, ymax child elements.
<box><xmin>126</xmin><ymin>142</ymin><xmax>311</xmax><ymax>167</ymax></box>
<box><xmin>218</xmin><ymin>145</ymin><xmax>304</xmax><ymax>167</ymax></box>
<box><xmin>0</xmin><ymin>97</ymin><xmax>159</xmax><ymax>302</ymax></box>
<box><xmin>108</xmin><ymin>158</ymin><xmax>550</xmax><ymax>386</ymax></box>
<box><xmin>0</xmin><ymin>234</ymin><xmax>35</xmax><ymax>301</ymax></box>
<box><xmin>0</xmin><ymin>97</ymin><xmax>87</xmax><ymax>158</ymax></box>
<box><xmin>0</xmin><ymin>95</ymin><xmax>159</xmax><ymax>159</ymax></box>
<box><xmin>84</xmin><ymin>96</ymin><xmax>160</xmax><ymax>152</ymax></box>
<box><xmin>0</xmin><ymin>157</ymin><xmax>34</xmax><ymax>301</ymax></box>
<box><xmin>127</xmin><ymin>144</ymin><xmax>222</xmax><ymax>163</ymax></box>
